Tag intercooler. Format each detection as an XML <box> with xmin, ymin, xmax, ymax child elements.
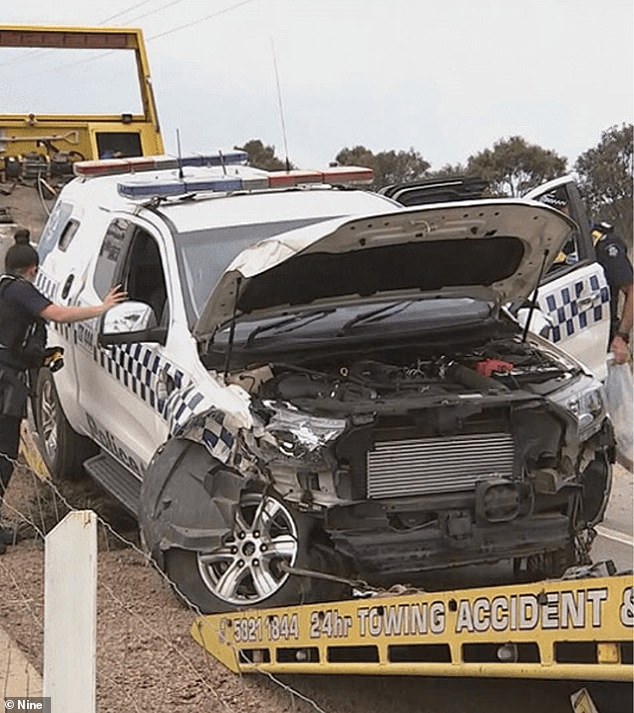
<box><xmin>366</xmin><ymin>432</ymin><xmax>515</xmax><ymax>498</ymax></box>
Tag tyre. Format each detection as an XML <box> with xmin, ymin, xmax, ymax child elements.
<box><xmin>33</xmin><ymin>369</ymin><xmax>95</xmax><ymax>480</ymax></box>
<box><xmin>580</xmin><ymin>453</ymin><xmax>612</xmax><ymax>527</ymax></box>
<box><xmin>165</xmin><ymin>491</ymin><xmax>337</xmax><ymax>613</ymax></box>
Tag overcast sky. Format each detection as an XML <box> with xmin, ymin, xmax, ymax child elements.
<box><xmin>2</xmin><ymin>0</ymin><xmax>633</xmax><ymax>170</ymax></box>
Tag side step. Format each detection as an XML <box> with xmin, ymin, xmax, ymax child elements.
<box><xmin>83</xmin><ymin>452</ymin><xmax>141</xmax><ymax>516</ymax></box>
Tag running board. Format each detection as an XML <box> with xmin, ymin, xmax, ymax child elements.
<box><xmin>83</xmin><ymin>452</ymin><xmax>141</xmax><ymax>516</ymax></box>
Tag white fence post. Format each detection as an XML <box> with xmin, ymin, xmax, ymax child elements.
<box><xmin>43</xmin><ymin>510</ymin><xmax>97</xmax><ymax>713</ymax></box>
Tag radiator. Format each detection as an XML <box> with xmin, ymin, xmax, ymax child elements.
<box><xmin>366</xmin><ymin>432</ymin><xmax>515</xmax><ymax>498</ymax></box>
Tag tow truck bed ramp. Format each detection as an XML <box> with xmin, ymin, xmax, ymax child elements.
<box><xmin>192</xmin><ymin>574</ymin><xmax>633</xmax><ymax>681</ymax></box>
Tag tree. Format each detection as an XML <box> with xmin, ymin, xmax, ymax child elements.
<box><xmin>334</xmin><ymin>145</ymin><xmax>430</xmax><ymax>190</ymax></box>
<box><xmin>574</xmin><ymin>124</ymin><xmax>633</xmax><ymax>243</ymax></box>
<box><xmin>465</xmin><ymin>136</ymin><xmax>567</xmax><ymax>196</ymax></box>
<box><xmin>426</xmin><ymin>163</ymin><xmax>468</xmax><ymax>179</ymax></box>
<box><xmin>234</xmin><ymin>139</ymin><xmax>290</xmax><ymax>171</ymax></box>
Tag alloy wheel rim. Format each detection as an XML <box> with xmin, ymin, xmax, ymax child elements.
<box><xmin>197</xmin><ymin>493</ymin><xmax>299</xmax><ymax>605</ymax></box>
<box><xmin>40</xmin><ymin>380</ymin><xmax>59</xmax><ymax>461</ymax></box>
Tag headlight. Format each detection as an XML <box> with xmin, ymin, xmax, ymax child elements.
<box><xmin>263</xmin><ymin>401</ymin><xmax>347</xmax><ymax>458</ymax></box>
<box><xmin>551</xmin><ymin>378</ymin><xmax>606</xmax><ymax>440</ymax></box>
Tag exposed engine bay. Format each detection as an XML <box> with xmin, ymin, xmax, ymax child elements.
<box><xmin>204</xmin><ymin>334</ymin><xmax>610</xmax><ymax>580</ymax></box>
<box><xmin>255</xmin><ymin>337</ymin><xmax>574</xmax><ymax>411</ymax></box>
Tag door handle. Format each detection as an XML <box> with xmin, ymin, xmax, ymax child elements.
<box><xmin>61</xmin><ymin>273</ymin><xmax>75</xmax><ymax>299</ymax></box>
<box><xmin>578</xmin><ymin>292</ymin><xmax>601</xmax><ymax>309</ymax></box>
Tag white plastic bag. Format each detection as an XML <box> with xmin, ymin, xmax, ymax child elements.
<box><xmin>604</xmin><ymin>361</ymin><xmax>633</xmax><ymax>470</ymax></box>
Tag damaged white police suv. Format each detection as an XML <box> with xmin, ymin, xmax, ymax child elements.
<box><xmin>33</xmin><ymin>153</ymin><xmax>614</xmax><ymax>612</ymax></box>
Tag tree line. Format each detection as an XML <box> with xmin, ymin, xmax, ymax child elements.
<box><xmin>236</xmin><ymin>123</ymin><xmax>633</xmax><ymax>241</ymax></box>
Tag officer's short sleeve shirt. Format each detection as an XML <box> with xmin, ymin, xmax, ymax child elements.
<box><xmin>595</xmin><ymin>234</ymin><xmax>634</xmax><ymax>290</ymax></box>
<box><xmin>0</xmin><ymin>279</ymin><xmax>51</xmax><ymax>351</ymax></box>
<box><xmin>4</xmin><ymin>279</ymin><xmax>52</xmax><ymax>317</ymax></box>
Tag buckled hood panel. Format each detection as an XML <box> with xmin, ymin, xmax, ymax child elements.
<box><xmin>193</xmin><ymin>199</ymin><xmax>575</xmax><ymax>339</ymax></box>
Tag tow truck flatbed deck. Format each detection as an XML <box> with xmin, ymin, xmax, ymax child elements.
<box><xmin>192</xmin><ymin>573</ymin><xmax>633</xmax><ymax>681</ymax></box>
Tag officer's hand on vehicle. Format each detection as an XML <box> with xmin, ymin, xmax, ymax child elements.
<box><xmin>102</xmin><ymin>285</ymin><xmax>128</xmax><ymax>312</ymax></box>
<box><xmin>609</xmin><ymin>335</ymin><xmax>631</xmax><ymax>365</ymax></box>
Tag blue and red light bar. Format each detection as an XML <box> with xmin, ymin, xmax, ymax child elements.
<box><xmin>116</xmin><ymin>166</ymin><xmax>375</xmax><ymax>199</ymax></box>
<box><xmin>73</xmin><ymin>151</ymin><xmax>248</xmax><ymax>177</ymax></box>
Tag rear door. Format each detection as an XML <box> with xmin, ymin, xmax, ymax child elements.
<box><xmin>36</xmin><ymin>199</ymin><xmax>91</xmax><ymax>426</ymax></box>
<box><xmin>523</xmin><ymin>177</ymin><xmax>610</xmax><ymax>379</ymax></box>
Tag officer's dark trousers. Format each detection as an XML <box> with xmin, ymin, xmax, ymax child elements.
<box><xmin>0</xmin><ymin>366</ymin><xmax>28</xmax><ymax>509</ymax></box>
<box><xmin>0</xmin><ymin>415</ymin><xmax>20</xmax><ymax>505</ymax></box>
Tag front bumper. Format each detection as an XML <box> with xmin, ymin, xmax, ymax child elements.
<box><xmin>328</xmin><ymin>512</ymin><xmax>572</xmax><ymax>577</ymax></box>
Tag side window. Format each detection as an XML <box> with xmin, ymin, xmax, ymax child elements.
<box><xmin>547</xmin><ymin>233</ymin><xmax>581</xmax><ymax>277</ymax></box>
<box><xmin>529</xmin><ymin>184</ymin><xmax>589</xmax><ymax>279</ymax></box>
<box><xmin>37</xmin><ymin>200</ymin><xmax>74</xmax><ymax>261</ymax></box>
<box><xmin>58</xmin><ymin>219</ymin><xmax>80</xmax><ymax>252</ymax></box>
<box><xmin>94</xmin><ymin>219</ymin><xmax>130</xmax><ymax>298</ymax></box>
<box><xmin>122</xmin><ymin>228</ymin><xmax>169</xmax><ymax>326</ymax></box>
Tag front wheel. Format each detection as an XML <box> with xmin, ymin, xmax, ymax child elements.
<box><xmin>166</xmin><ymin>491</ymin><xmax>329</xmax><ymax>613</ymax></box>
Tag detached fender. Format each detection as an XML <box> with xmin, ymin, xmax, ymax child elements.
<box><xmin>139</xmin><ymin>438</ymin><xmax>246</xmax><ymax>566</ymax></box>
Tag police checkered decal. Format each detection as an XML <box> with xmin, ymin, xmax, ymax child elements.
<box><xmin>200</xmin><ymin>408</ymin><xmax>235</xmax><ymax>453</ymax></box>
<box><xmin>52</xmin><ymin>321</ymin><xmax>72</xmax><ymax>341</ymax></box>
<box><xmin>97</xmin><ymin>342</ymin><xmax>205</xmax><ymax>433</ymax></box>
<box><xmin>543</xmin><ymin>277</ymin><xmax>610</xmax><ymax>343</ymax></box>
<box><xmin>35</xmin><ymin>271</ymin><xmax>59</xmax><ymax>301</ymax></box>
<box><xmin>174</xmin><ymin>407</ymin><xmax>236</xmax><ymax>462</ymax></box>
<box><xmin>163</xmin><ymin>378</ymin><xmax>205</xmax><ymax>431</ymax></box>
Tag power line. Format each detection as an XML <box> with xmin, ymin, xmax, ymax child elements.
<box><xmin>147</xmin><ymin>0</ymin><xmax>258</xmax><ymax>41</ymax></box>
<box><xmin>120</xmin><ymin>0</ymin><xmax>190</xmax><ymax>26</ymax></box>
<box><xmin>99</xmin><ymin>0</ymin><xmax>157</xmax><ymax>24</ymax></box>
<box><xmin>0</xmin><ymin>0</ymin><xmax>186</xmax><ymax>69</ymax></box>
<box><xmin>2</xmin><ymin>0</ymin><xmax>258</xmax><ymax>76</ymax></box>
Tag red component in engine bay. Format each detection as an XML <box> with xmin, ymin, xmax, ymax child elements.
<box><xmin>474</xmin><ymin>359</ymin><xmax>515</xmax><ymax>377</ymax></box>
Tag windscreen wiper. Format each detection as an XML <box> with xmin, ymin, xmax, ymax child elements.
<box><xmin>245</xmin><ymin>309</ymin><xmax>334</xmax><ymax>347</ymax></box>
<box><xmin>337</xmin><ymin>300</ymin><xmax>412</xmax><ymax>336</ymax></box>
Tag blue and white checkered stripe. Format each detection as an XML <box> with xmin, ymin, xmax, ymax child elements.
<box><xmin>173</xmin><ymin>407</ymin><xmax>236</xmax><ymax>463</ymax></box>
<box><xmin>48</xmin><ymin>320</ymin><xmax>210</xmax><ymax>436</ymax></box>
<box><xmin>542</xmin><ymin>275</ymin><xmax>610</xmax><ymax>343</ymax></box>
<box><xmin>164</xmin><ymin>379</ymin><xmax>206</xmax><ymax>432</ymax></box>
<box><xmin>42</xmin><ymin>300</ymin><xmax>233</xmax><ymax>449</ymax></box>
<box><xmin>97</xmin><ymin>342</ymin><xmax>207</xmax><ymax>433</ymax></box>
<box><xmin>35</xmin><ymin>271</ymin><xmax>59</xmax><ymax>301</ymax></box>
<box><xmin>200</xmin><ymin>408</ymin><xmax>235</xmax><ymax>459</ymax></box>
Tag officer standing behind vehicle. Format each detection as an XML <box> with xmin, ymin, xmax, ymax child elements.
<box><xmin>591</xmin><ymin>222</ymin><xmax>633</xmax><ymax>365</ymax></box>
<box><xmin>0</xmin><ymin>228</ymin><xmax>126</xmax><ymax>553</ymax></box>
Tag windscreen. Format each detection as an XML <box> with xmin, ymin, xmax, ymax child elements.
<box><xmin>174</xmin><ymin>217</ymin><xmax>339</xmax><ymax>323</ymax></box>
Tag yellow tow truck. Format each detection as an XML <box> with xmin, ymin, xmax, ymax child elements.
<box><xmin>0</xmin><ymin>24</ymin><xmax>164</xmax><ymax>237</ymax></box>
<box><xmin>192</xmin><ymin>569</ymin><xmax>633</xmax><ymax>682</ymax></box>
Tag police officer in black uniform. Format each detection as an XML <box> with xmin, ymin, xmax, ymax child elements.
<box><xmin>592</xmin><ymin>222</ymin><xmax>633</xmax><ymax>365</ymax></box>
<box><xmin>0</xmin><ymin>228</ymin><xmax>126</xmax><ymax>553</ymax></box>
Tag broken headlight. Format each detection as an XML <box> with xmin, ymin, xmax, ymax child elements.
<box><xmin>551</xmin><ymin>377</ymin><xmax>606</xmax><ymax>440</ymax></box>
<box><xmin>263</xmin><ymin>401</ymin><xmax>347</xmax><ymax>458</ymax></box>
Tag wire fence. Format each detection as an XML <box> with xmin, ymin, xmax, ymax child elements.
<box><xmin>0</xmin><ymin>444</ymin><xmax>330</xmax><ymax>713</ymax></box>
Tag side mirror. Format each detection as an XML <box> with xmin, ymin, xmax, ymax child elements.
<box><xmin>99</xmin><ymin>301</ymin><xmax>166</xmax><ymax>346</ymax></box>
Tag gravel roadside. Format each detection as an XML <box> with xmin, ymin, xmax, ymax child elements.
<box><xmin>0</xmin><ymin>462</ymin><xmax>631</xmax><ymax>713</ymax></box>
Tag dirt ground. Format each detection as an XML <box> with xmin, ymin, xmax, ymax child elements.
<box><xmin>0</xmin><ymin>463</ymin><xmax>632</xmax><ymax>713</ymax></box>
<box><xmin>1</xmin><ymin>174</ymin><xmax>632</xmax><ymax>713</ymax></box>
